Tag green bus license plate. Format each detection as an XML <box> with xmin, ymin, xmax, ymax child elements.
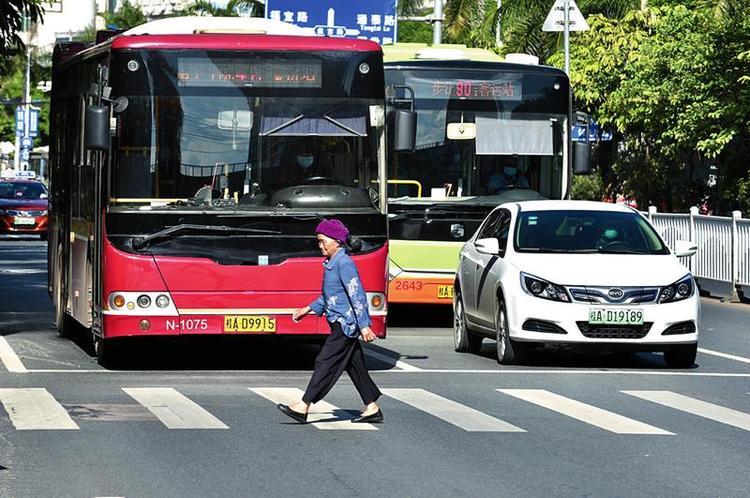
<box><xmin>588</xmin><ymin>308</ymin><xmax>644</xmax><ymax>325</ymax></box>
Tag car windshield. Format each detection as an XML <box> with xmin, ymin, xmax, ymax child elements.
<box><xmin>515</xmin><ymin>209</ymin><xmax>669</xmax><ymax>255</ymax></box>
<box><xmin>0</xmin><ymin>181</ymin><xmax>47</xmax><ymax>200</ymax></box>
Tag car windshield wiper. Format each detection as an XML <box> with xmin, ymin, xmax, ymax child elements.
<box><xmin>131</xmin><ymin>224</ymin><xmax>282</xmax><ymax>251</ymax></box>
<box><xmin>594</xmin><ymin>248</ymin><xmax>648</xmax><ymax>255</ymax></box>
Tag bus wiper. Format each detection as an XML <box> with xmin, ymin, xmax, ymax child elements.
<box><xmin>131</xmin><ymin>224</ymin><xmax>282</xmax><ymax>251</ymax></box>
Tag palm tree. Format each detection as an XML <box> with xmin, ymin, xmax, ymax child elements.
<box><xmin>397</xmin><ymin>0</ymin><xmax>641</xmax><ymax>62</ymax></box>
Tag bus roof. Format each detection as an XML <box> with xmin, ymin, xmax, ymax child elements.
<box><xmin>111</xmin><ymin>34</ymin><xmax>382</xmax><ymax>52</ymax></box>
<box><xmin>382</xmin><ymin>43</ymin><xmax>503</xmax><ymax>63</ymax></box>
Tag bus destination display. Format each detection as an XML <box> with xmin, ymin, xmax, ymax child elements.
<box><xmin>430</xmin><ymin>79</ymin><xmax>521</xmax><ymax>100</ymax></box>
<box><xmin>177</xmin><ymin>58</ymin><xmax>322</xmax><ymax>88</ymax></box>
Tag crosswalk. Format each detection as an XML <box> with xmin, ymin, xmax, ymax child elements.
<box><xmin>0</xmin><ymin>386</ymin><xmax>749</xmax><ymax>435</ymax></box>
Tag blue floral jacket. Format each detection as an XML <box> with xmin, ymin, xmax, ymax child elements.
<box><xmin>308</xmin><ymin>248</ymin><xmax>371</xmax><ymax>338</ymax></box>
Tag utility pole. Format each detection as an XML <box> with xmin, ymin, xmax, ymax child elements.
<box><xmin>563</xmin><ymin>0</ymin><xmax>570</xmax><ymax>75</ymax></box>
<box><xmin>433</xmin><ymin>0</ymin><xmax>443</xmax><ymax>45</ymax></box>
<box><xmin>14</xmin><ymin>13</ymin><xmax>32</xmax><ymax>171</ymax></box>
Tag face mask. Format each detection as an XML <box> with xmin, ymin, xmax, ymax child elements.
<box><xmin>296</xmin><ymin>155</ymin><xmax>314</xmax><ymax>168</ymax></box>
<box><xmin>603</xmin><ymin>229</ymin><xmax>618</xmax><ymax>239</ymax></box>
<box><xmin>504</xmin><ymin>166</ymin><xmax>517</xmax><ymax>176</ymax></box>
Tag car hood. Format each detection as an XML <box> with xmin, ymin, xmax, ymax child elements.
<box><xmin>508</xmin><ymin>252</ymin><xmax>689</xmax><ymax>287</ymax></box>
<box><xmin>0</xmin><ymin>198</ymin><xmax>47</xmax><ymax>210</ymax></box>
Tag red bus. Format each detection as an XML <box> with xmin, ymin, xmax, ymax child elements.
<box><xmin>47</xmin><ymin>18</ymin><xmax>391</xmax><ymax>364</ymax></box>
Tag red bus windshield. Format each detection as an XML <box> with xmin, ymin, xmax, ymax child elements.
<box><xmin>108</xmin><ymin>50</ymin><xmax>385</xmax><ymax>212</ymax></box>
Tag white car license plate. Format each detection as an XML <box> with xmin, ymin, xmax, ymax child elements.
<box><xmin>588</xmin><ymin>307</ymin><xmax>644</xmax><ymax>325</ymax></box>
<box><xmin>13</xmin><ymin>216</ymin><xmax>35</xmax><ymax>226</ymax></box>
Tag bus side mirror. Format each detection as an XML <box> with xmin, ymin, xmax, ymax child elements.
<box><xmin>573</xmin><ymin>141</ymin><xmax>592</xmax><ymax>175</ymax></box>
<box><xmin>84</xmin><ymin>105</ymin><xmax>110</xmax><ymax>151</ymax></box>
<box><xmin>393</xmin><ymin>109</ymin><xmax>416</xmax><ymax>153</ymax></box>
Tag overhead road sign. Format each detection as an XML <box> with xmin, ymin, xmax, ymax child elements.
<box><xmin>266</xmin><ymin>0</ymin><xmax>397</xmax><ymax>44</ymax></box>
<box><xmin>543</xmin><ymin>0</ymin><xmax>589</xmax><ymax>32</ymax></box>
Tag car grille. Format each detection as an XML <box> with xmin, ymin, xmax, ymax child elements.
<box><xmin>568</xmin><ymin>286</ymin><xmax>659</xmax><ymax>304</ymax></box>
<box><xmin>576</xmin><ymin>322</ymin><xmax>653</xmax><ymax>339</ymax></box>
<box><xmin>522</xmin><ymin>319</ymin><xmax>567</xmax><ymax>334</ymax></box>
<box><xmin>6</xmin><ymin>210</ymin><xmax>45</xmax><ymax>217</ymax></box>
<box><xmin>662</xmin><ymin>321</ymin><xmax>696</xmax><ymax>335</ymax></box>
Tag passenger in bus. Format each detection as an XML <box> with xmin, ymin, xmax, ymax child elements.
<box><xmin>487</xmin><ymin>160</ymin><xmax>529</xmax><ymax>194</ymax></box>
<box><xmin>277</xmin><ymin>219</ymin><xmax>383</xmax><ymax>425</ymax></box>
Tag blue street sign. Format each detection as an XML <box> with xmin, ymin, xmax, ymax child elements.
<box><xmin>15</xmin><ymin>107</ymin><xmax>24</xmax><ymax>137</ymax></box>
<box><xmin>266</xmin><ymin>0</ymin><xmax>397</xmax><ymax>44</ymax></box>
<box><xmin>28</xmin><ymin>109</ymin><xmax>39</xmax><ymax>138</ymax></box>
<box><xmin>572</xmin><ymin>121</ymin><xmax>613</xmax><ymax>142</ymax></box>
<box><xmin>20</xmin><ymin>149</ymin><xmax>30</xmax><ymax>161</ymax></box>
<box><xmin>21</xmin><ymin>137</ymin><xmax>33</xmax><ymax>150</ymax></box>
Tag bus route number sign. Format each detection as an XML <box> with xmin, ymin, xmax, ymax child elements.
<box><xmin>224</xmin><ymin>315</ymin><xmax>277</xmax><ymax>333</ymax></box>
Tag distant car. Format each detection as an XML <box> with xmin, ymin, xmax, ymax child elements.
<box><xmin>453</xmin><ymin>200</ymin><xmax>700</xmax><ymax>368</ymax></box>
<box><xmin>0</xmin><ymin>178</ymin><xmax>49</xmax><ymax>239</ymax></box>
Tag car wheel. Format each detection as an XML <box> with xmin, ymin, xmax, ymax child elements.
<box><xmin>495</xmin><ymin>298</ymin><xmax>527</xmax><ymax>365</ymax></box>
<box><xmin>663</xmin><ymin>343</ymin><xmax>697</xmax><ymax>368</ymax></box>
<box><xmin>453</xmin><ymin>292</ymin><xmax>482</xmax><ymax>354</ymax></box>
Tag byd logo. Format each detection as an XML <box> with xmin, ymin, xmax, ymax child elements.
<box><xmin>608</xmin><ymin>288</ymin><xmax>625</xmax><ymax>299</ymax></box>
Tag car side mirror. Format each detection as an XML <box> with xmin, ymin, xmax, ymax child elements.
<box><xmin>475</xmin><ymin>237</ymin><xmax>500</xmax><ymax>255</ymax></box>
<box><xmin>674</xmin><ymin>240</ymin><xmax>697</xmax><ymax>257</ymax></box>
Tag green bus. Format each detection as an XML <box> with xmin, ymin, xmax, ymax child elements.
<box><xmin>384</xmin><ymin>44</ymin><xmax>573</xmax><ymax>304</ymax></box>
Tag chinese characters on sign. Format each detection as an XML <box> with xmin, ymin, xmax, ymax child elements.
<box><xmin>430</xmin><ymin>80</ymin><xmax>521</xmax><ymax>100</ymax></box>
<box><xmin>176</xmin><ymin>58</ymin><xmax>323</xmax><ymax>88</ymax></box>
<box><xmin>266</xmin><ymin>0</ymin><xmax>397</xmax><ymax>44</ymax></box>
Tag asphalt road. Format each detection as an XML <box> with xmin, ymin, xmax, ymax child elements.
<box><xmin>1</xmin><ymin>235</ymin><xmax>749</xmax><ymax>498</ymax></box>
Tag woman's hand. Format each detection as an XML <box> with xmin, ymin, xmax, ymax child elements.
<box><xmin>292</xmin><ymin>306</ymin><xmax>311</xmax><ymax>323</ymax></box>
<box><xmin>360</xmin><ymin>326</ymin><xmax>376</xmax><ymax>343</ymax></box>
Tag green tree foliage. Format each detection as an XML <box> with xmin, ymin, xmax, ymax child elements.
<box><xmin>0</xmin><ymin>52</ymin><xmax>50</xmax><ymax>146</ymax></box>
<box><xmin>0</xmin><ymin>0</ymin><xmax>44</xmax><ymax>59</ymax></box>
<box><xmin>105</xmin><ymin>0</ymin><xmax>147</xmax><ymax>30</ymax></box>
<box><xmin>563</xmin><ymin>3</ymin><xmax>750</xmax><ymax>213</ymax></box>
<box><xmin>182</xmin><ymin>0</ymin><xmax>264</xmax><ymax>17</ymax></box>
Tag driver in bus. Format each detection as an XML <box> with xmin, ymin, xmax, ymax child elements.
<box><xmin>487</xmin><ymin>159</ymin><xmax>529</xmax><ymax>194</ymax></box>
<box><xmin>276</xmin><ymin>141</ymin><xmax>331</xmax><ymax>188</ymax></box>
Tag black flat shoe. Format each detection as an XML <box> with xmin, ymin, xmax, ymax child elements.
<box><xmin>277</xmin><ymin>403</ymin><xmax>308</xmax><ymax>424</ymax></box>
<box><xmin>351</xmin><ymin>409</ymin><xmax>383</xmax><ymax>424</ymax></box>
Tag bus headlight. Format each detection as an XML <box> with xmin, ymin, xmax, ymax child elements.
<box><xmin>155</xmin><ymin>294</ymin><xmax>170</xmax><ymax>308</ymax></box>
<box><xmin>137</xmin><ymin>294</ymin><xmax>151</xmax><ymax>308</ymax></box>
<box><xmin>113</xmin><ymin>294</ymin><xmax>125</xmax><ymax>308</ymax></box>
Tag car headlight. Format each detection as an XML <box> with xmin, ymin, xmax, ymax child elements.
<box><xmin>658</xmin><ymin>274</ymin><xmax>694</xmax><ymax>303</ymax></box>
<box><xmin>520</xmin><ymin>272</ymin><xmax>570</xmax><ymax>302</ymax></box>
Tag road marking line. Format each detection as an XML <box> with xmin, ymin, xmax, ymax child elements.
<box><xmin>122</xmin><ymin>388</ymin><xmax>228</xmax><ymax>429</ymax></box>
<box><xmin>0</xmin><ymin>336</ymin><xmax>27</xmax><ymax>373</ymax></box>
<box><xmin>364</xmin><ymin>348</ymin><xmax>422</xmax><ymax>371</ymax></box>
<box><xmin>0</xmin><ymin>269</ymin><xmax>46</xmax><ymax>274</ymax></box>
<box><xmin>498</xmin><ymin>389</ymin><xmax>673</xmax><ymax>435</ymax></box>
<box><xmin>0</xmin><ymin>388</ymin><xmax>79</xmax><ymax>430</ymax></box>
<box><xmin>623</xmin><ymin>390</ymin><xmax>750</xmax><ymax>432</ymax></box>
<box><xmin>698</xmin><ymin>348</ymin><xmax>750</xmax><ymax>365</ymax></box>
<box><xmin>250</xmin><ymin>387</ymin><xmax>378</xmax><ymax>430</ymax></box>
<box><xmin>383</xmin><ymin>388</ymin><xmax>524</xmax><ymax>432</ymax></box>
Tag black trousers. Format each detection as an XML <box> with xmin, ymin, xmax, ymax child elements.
<box><xmin>302</xmin><ymin>321</ymin><xmax>381</xmax><ymax>405</ymax></box>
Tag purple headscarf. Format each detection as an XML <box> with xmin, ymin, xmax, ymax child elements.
<box><xmin>316</xmin><ymin>219</ymin><xmax>349</xmax><ymax>243</ymax></box>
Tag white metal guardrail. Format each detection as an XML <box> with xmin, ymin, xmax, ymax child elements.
<box><xmin>646</xmin><ymin>207</ymin><xmax>749</xmax><ymax>301</ymax></box>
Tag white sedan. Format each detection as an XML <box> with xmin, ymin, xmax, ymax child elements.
<box><xmin>453</xmin><ymin>200</ymin><xmax>700</xmax><ymax>367</ymax></box>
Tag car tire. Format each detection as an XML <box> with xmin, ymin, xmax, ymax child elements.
<box><xmin>663</xmin><ymin>343</ymin><xmax>697</xmax><ymax>368</ymax></box>
<box><xmin>453</xmin><ymin>292</ymin><xmax>482</xmax><ymax>354</ymax></box>
<box><xmin>495</xmin><ymin>298</ymin><xmax>527</xmax><ymax>365</ymax></box>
